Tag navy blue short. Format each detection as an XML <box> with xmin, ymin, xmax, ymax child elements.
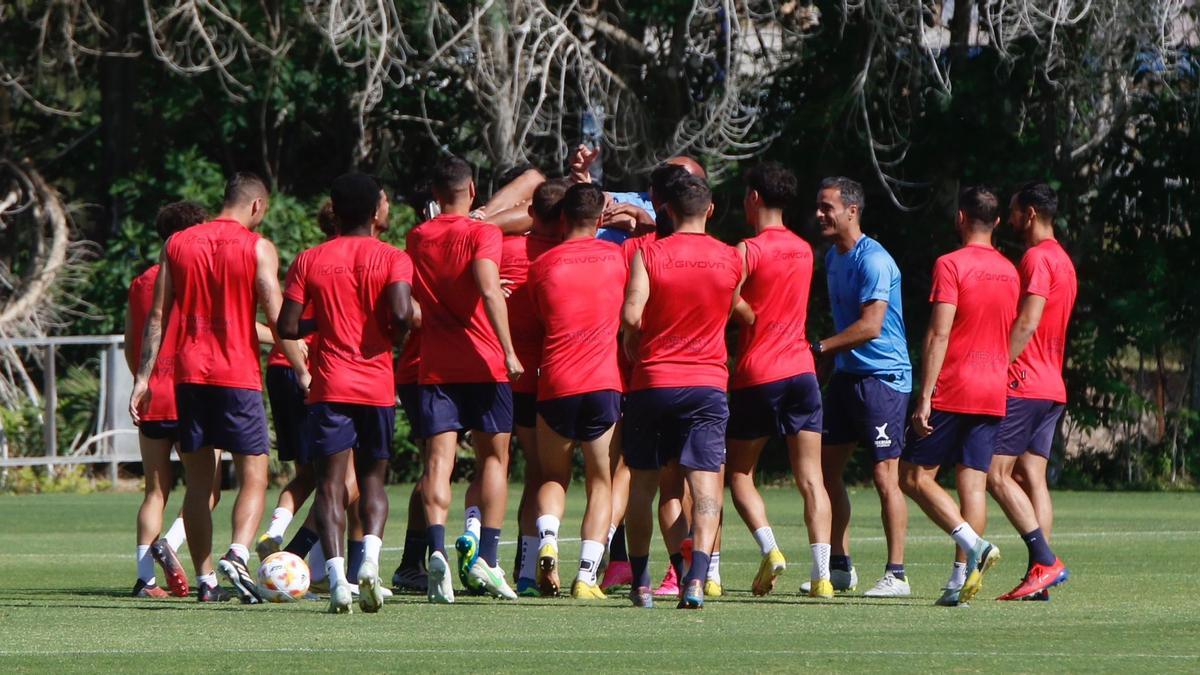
<box><xmin>728</xmin><ymin>373</ymin><xmax>823</xmax><ymax>440</ymax></box>
<box><xmin>513</xmin><ymin>392</ymin><xmax>537</xmax><ymax>430</ymax></box>
<box><xmin>822</xmin><ymin>372</ymin><xmax>909</xmax><ymax>462</ymax></box>
<box><xmin>175</xmin><ymin>383</ymin><xmax>269</xmax><ymax>455</ymax></box>
<box><xmin>994</xmin><ymin>397</ymin><xmax>1064</xmax><ymax>459</ymax></box>
<box><xmin>537</xmin><ymin>390</ymin><xmax>621</xmax><ymax>442</ymax></box>
<box><xmin>305</xmin><ymin>402</ymin><xmax>395</xmax><ymax>461</ymax></box>
<box><xmin>622</xmin><ymin>387</ymin><xmax>728</xmax><ymax>472</ymax></box>
<box><xmin>903</xmin><ymin>409</ymin><xmax>1000</xmax><ymax>472</ymax></box>
<box><xmin>265</xmin><ymin>365</ymin><xmax>310</xmax><ymax>463</ymax></box>
<box><xmin>139</xmin><ymin>420</ymin><xmax>179</xmax><ymax>443</ymax></box>
<box><xmin>419</xmin><ymin>383</ymin><xmax>513</xmax><ymax>437</ymax></box>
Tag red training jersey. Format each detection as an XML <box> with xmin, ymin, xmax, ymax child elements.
<box><xmin>394</xmin><ymin>328</ymin><xmax>421</xmax><ymax>386</ymax></box>
<box><xmin>166</xmin><ymin>218</ymin><xmax>264</xmax><ymax>390</ymax></box>
<box><xmin>617</xmin><ymin>233</ymin><xmax>659</xmax><ymax>391</ymax></box>
<box><xmin>928</xmin><ymin>243</ymin><xmax>1020</xmax><ymax>416</ymax></box>
<box><xmin>407</xmin><ymin>214</ymin><xmax>506</xmax><ymax>384</ymax></box>
<box><xmin>501</xmin><ymin>233</ymin><xmax>559</xmax><ymax>394</ymax></box>
<box><xmin>630</xmin><ymin>232</ymin><xmax>740</xmax><ymax>391</ymax></box>
<box><xmin>128</xmin><ymin>265</ymin><xmax>180</xmax><ymax>421</ymax></box>
<box><xmin>731</xmin><ymin>227</ymin><xmax>816</xmax><ymax>389</ymax></box>
<box><xmin>1009</xmin><ymin>239</ymin><xmax>1076</xmax><ymax>403</ymax></box>
<box><xmin>284</xmin><ymin>236</ymin><xmax>412</xmax><ymax>407</ymax></box>
<box><xmin>529</xmin><ymin>238</ymin><xmax>627</xmax><ymax>401</ymax></box>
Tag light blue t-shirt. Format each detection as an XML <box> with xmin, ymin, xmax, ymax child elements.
<box><xmin>825</xmin><ymin>235</ymin><xmax>912</xmax><ymax>392</ymax></box>
<box><xmin>596</xmin><ymin>191</ymin><xmax>654</xmax><ymax>244</ymax></box>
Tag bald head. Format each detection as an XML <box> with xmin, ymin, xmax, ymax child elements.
<box><xmin>665</xmin><ymin>156</ymin><xmax>706</xmax><ymax>179</ymax></box>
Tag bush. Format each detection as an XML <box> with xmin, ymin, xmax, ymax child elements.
<box><xmin>2</xmin><ymin>465</ymin><xmax>111</xmax><ymax>494</ymax></box>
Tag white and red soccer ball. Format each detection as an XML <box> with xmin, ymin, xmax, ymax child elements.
<box><xmin>257</xmin><ymin>551</ymin><xmax>310</xmax><ymax>602</ymax></box>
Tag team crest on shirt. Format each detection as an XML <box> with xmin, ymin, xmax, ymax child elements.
<box><xmin>874</xmin><ymin>423</ymin><xmax>891</xmax><ymax>448</ymax></box>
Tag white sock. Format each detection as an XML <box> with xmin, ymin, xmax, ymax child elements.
<box><xmin>536</xmin><ymin>514</ymin><xmax>560</xmax><ymax>549</ymax></box>
<box><xmin>326</xmin><ymin>557</ymin><xmax>347</xmax><ymax>589</ymax></box>
<box><xmin>164</xmin><ymin>517</ymin><xmax>187</xmax><ymax>552</ymax></box>
<box><xmin>947</xmin><ymin>561</ymin><xmax>967</xmax><ymax>590</ymax></box>
<box><xmin>309</xmin><ymin>542</ymin><xmax>328</xmax><ymax>582</ymax></box>
<box><xmin>266</xmin><ymin>507</ymin><xmax>293</xmax><ymax>541</ymax></box>
<box><xmin>607</xmin><ymin>524</ymin><xmax>617</xmax><ymax>549</ymax></box>
<box><xmin>707</xmin><ymin>551</ymin><xmax>721</xmax><ymax>582</ymax></box>
<box><xmin>950</xmin><ymin>522</ymin><xmax>981</xmax><ymax>553</ymax></box>
<box><xmin>228</xmin><ymin>543</ymin><xmax>250</xmax><ymax>565</ymax></box>
<box><xmin>363</xmin><ymin>534</ymin><xmax>383</xmax><ymax>567</ymax></box>
<box><xmin>197</xmin><ymin>572</ymin><xmax>218</xmax><ymax>588</ymax></box>
<box><xmin>753</xmin><ymin>526</ymin><xmax>777</xmax><ymax>556</ymax></box>
<box><xmin>578</xmin><ymin>540</ymin><xmax>605</xmax><ymax>585</ymax></box>
<box><xmin>136</xmin><ymin>545</ymin><xmax>155</xmax><ymax>584</ymax></box>
<box><xmin>464</xmin><ymin>506</ymin><xmax>482</xmax><ymax>538</ymax></box>
<box><xmin>811</xmin><ymin>543</ymin><xmax>831</xmax><ymax>581</ymax></box>
<box><xmin>520</xmin><ymin>536</ymin><xmax>538</xmax><ymax>580</ymax></box>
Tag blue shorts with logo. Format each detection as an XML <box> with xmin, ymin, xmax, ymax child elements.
<box><xmin>513</xmin><ymin>392</ymin><xmax>538</xmax><ymax>430</ymax></box>
<box><xmin>903</xmin><ymin>409</ymin><xmax>1000</xmax><ymax>472</ymax></box>
<box><xmin>306</xmin><ymin>402</ymin><xmax>395</xmax><ymax>461</ymax></box>
<box><xmin>419</xmin><ymin>383</ymin><xmax>513</xmax><ymax>437</ymax></box>
<box><xmin>265</xmin><ymin>365</ymin><xmax>311</xmax><ymax>463</ymax></box>
<box><xmin>728</xmin><ymin>373</ymin><xmax>822</xmax><ymax>440</ymax></box>
<box><xmin>139</xmin><ymin>420</ymin><xmax>179</xmax><ymax>443</ymax></box>
<box><xmin>538</xmin><ymin>390</ymin><xmax>621</xmax><ymax>442</ymax></box>
<box><xmin>176</xmin><ymin>383</ymin><xmax>269</xmax><ymax>455</ymax></box>
<box><xmin>623</xmin><ymin>387</ymin><xmax>728</xmax><ymax>472</ymax></box>
<box><xmin>822</xmin><ymin>372</ymin><xmax>908</xmax><ymax>461</ymax></box>
<box><xmin>994</xmin><ymin>397</ymin><xmax>1064</xmax><ymax>459</ymax></box>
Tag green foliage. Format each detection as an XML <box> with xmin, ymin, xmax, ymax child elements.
<box><xmin>2</xmin><ymin>465</ymin><xmax>110</xmax><ymax>495</ymax></box>
<box><xmin>0</xmin><ymin>400</ymin><xmax>43</xmax><ymax>458</ymax></box>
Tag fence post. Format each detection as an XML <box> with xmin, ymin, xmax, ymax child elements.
<box><xmin>44</xmin><ymin>343</ymin><xmax>57</xmax><ymax>472</ymax></box>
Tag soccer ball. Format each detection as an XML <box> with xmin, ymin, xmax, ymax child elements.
<box><xmin>257</xmin><ymin>551</ymin><xmax>310</xmax><ymax>602</ymax></box>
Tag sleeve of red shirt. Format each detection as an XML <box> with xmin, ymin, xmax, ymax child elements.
<box><xmin>929</xmin><ymin>256</ymin><xmax>958</xmax><ymax>306</ymax></box>
<box><xmin>283</xmin><ymin>253</ymin><xmax>308</xmax><ymax>304</ymax></box>
<box><xmin>742</xmin><ymin>240</ymin><xmax>759</xmax><ymax>277</ymax></box>
<box><xmin>1021</xmin><ymin>248</ymin><xmax>1052</xmax><ymax>298</ymax></box>
<box><xmin>472</xmin><ymin>224</ymin><xmax>503</xmax><ymax>264</ymax></box>
<box><xmin>389</xmin><ymin>248</ymin><xmax>414</xmax><ymax>285</ymax></box>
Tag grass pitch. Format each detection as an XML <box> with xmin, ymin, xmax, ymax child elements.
<box><xmin>1</xmin><ymin>486</ymin><xmax>1197</xmax><ymax>672</ymax></box>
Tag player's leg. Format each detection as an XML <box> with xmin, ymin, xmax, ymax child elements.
<box><xmin>515</xmin><ymin>421</ymin><xmax>541</xmax><ymax>596</ymax></box>
<box><xmin>600</xmin><ymin>442</ymin><xmax>633</xmax><ymax>591</ymax></box>
<box><xmin>393</xmin><ymin>478</ymin><xmax>429</xmax><ymax>592</ymax></box>
<box><xmin>533</xmin><ymin>416</ymin><xmax>573</xmax><ymax>597</ymax></box>
<box><xmin>1016</xmin><ymin>453</ymin><xmax>1054</xmax><ymax>539</ymax></box>
<box><xmin>859</xmin><ymin>376</ymin><xmax>908</xmax><ymax>596</ymax></box>
<box><xmin>790</xmin><ymin>430</ymin><xmax>836</xmax><ymax>598</ymax></box>
<box><xmin>727</xmin><ymin>436</ymin><xmax>783</xmax><ymax>596</ymax></box>
<box><xmin>421</xmin><ymin>429</ymin><xmax>457</xmax><ymax>603</ymax></box>
<box><xmin>258</xmin><ymin>365</ymin><xmax>312</xmax><ymax>561</ymax></box>
<box><xmin>820</xmin><ymin>442</ymin><xmax>857</xmax><ymax>592</ymax></box>
<box><xmin>621</xmin><ymin>389</ymin><xmax>663</xmax><ymax>608</ymax></box>
<box><xmin>314</xmin><ymin>448</ymin><xmax>353</xmax><ymax>613</ymax></box>
<box><xmin>681</xmin><ymin>467</ymin><xmax>721</xmax><ymax>609</ymax></box>
<box><xmin>345</xmin><ymin>460</ymin><xmax>364</xmax><ymax>585</ymax></box>
<box><xmin>570</xmin><ymin>392</ymin><xmax>620</xmax><ymax>598</ymax></box>
<box><xmin>655</xmin><ymin>461</ymin><xmax>687</xmax><ymax>596</ymax></box>
<box><xmin>676</xmin><ymin>386</ymin><xmax>729</xmax><ymax>609</ymax></box>
<box><xmin>179</xmin><ymin>446</ymin><xmax>222</xmax><ymax>601</ymax></box>
<box><xmin>352</xmin><ymin>405</ymin><xmax>394</xmax><ymax>613</ymax></box>
<box><xmin>706</xmin><ymin>509</ymin><xmax>724</xmax><ymax>597</ymax></box>
<box><xmin>133</xmin><ymin>431</ymin><xmax>174</xmax><ymax>598</ymax></box>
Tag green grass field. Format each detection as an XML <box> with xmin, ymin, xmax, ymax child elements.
<box><xmin>1</xmin><ymin>486</ymin><xmax>1198</xmax><ymax>672</ymax></box>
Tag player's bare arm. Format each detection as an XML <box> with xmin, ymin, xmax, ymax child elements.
<box><xmin>1008</xmin><ymin>293</ymin><xmax>1047</xmax><ymax>362</ymax></box>
<box><xmin>386</xmin><ymin>280</ymin><xmax>413</xmax><ymax>346</ymax></box>
<box><xmin>731</xmin><ymin>241</ymin><xmax>755</xmax><ymax>325</ymax></box>
<box><xmin>912</xmin><ymin>302</ymin><xmax>956</xmax><ymax>437</ymax></box>
<box><xmin>816</xmin><ymin>300</ymin><xmax>886</xmax><ymax>354</ymax></box>
<box><xmin>621</xmin><ymin>250</ymin><xmax>649</xmax><ymax>363</ymax></box>
<box><xmin>129</xmin><ymin>246</ymin><xmax>175</xmax><ymax>424</ymax></box>
<box><xmin>473</xmin><ymin>256</ymin><xmax>524</xmax><ymax>381</ymax></box>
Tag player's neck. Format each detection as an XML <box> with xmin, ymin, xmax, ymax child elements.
<box><xmin>753</xmin><ymin>211</ymin><xmax>785</xmax><ymax>233</ymax></box>
<box><xmin>215</xmin><ymin>208</ymin><xmax>250</xmax><ymax>228</ymax></box>
<box><xmin>674</xmin><ymin>217</ymin><xmax>707</xmax><ymax>235</ymax></box>
<box><xmin>564</xmin><ymin>227</ymin><xmax>594</xmax><ymax>241</ymax></box>
<box><xmin>339</xmin><ymin>226</ymin><xmax>372</xmax><ymax>238</ymax></box>
<box><xmin>530</xmin><ymin>220</ymin><xmax>558</xmax><ymax>239</ymax></box>
<box><xmin>961</xmin><ymin>229</ymin><xmax>994</xmax><ymax>247</ymax></box>
<box><xmin>833</xmin><ymin>226</ymin><xmax>862</xmax><ymax>253</ymax></box>
<box><xmin>437</xmin><ymin>199</ymin><xmax>472</xmax><ymax>216</ymax></box>
<box><xmin>1026</xmin><ymin>220</ymin><xmax>1055</xmax><ymax>247</ymax></box>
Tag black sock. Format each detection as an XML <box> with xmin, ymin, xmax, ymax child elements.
<box><xmin>399</xmin><ymin>532</ymin><xmax>427</xmax><ymax>571</ymax></box>
<box><xmin>610</xmin><ymin>524</ymin><xmax>629</xmax><ymax>562</ymax></box>
<box><xmin>427</xmin><ymin>525</ymin><xmax>446</xmax><ymax>557</ymax></box>
<box><xmin>480</xmin><ymin>527</ymin><xmax>501</xmax><ymax>567</ymax></box>
<box><xmin>284</xmin><ymin>526</ymin><xmax>320</xmax><ymax>557</ymax></box>
<box><xmin>669</xmin><ymin>552</ymin><xmax>685</xmax><ymax>581</ymax></box>
<box><xmin>885</xmin><ymin>562</ymin><xmax>906</xmax><ymax>581</ymax></box>
<box><xmin>831</xmin><ymin>554</ymin><xmax>852</xmax><ymax>572</ymax></box>
<box><xmin>1022</xmin><ymin>528</ymin><xmax>1056</xmax><ymax>567</ymax></box>
<box><xmin>631</xmin><ymin>555</ymin><xmax>652</xmax><ymax>589</ymax></box>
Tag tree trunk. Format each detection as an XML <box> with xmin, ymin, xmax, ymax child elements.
<box><xmin>99</xmin><ymin>0</ymin><xmax>134</xmax><ymax>240</ymax></box>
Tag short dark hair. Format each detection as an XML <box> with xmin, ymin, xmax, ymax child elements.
<box><xmin>745</xmin><ymin>162</ymin><xmax>798</xmax><ymax>210</ymax></box>
<box><xmin>531</xmin><ymin>178</ymin><xmax>571</xmax><ymax>223</ymax></box>
<box><xmin>431</xmin><ymin>156</ymin><xmax>474</xmax><ymax>197</ymax></box>
<box><xmin>330</xmin><ymin>173</ymin><xmax>382</xmax><ymax>230</ymax></box>
<box><xmin>649</xmin><ymin>163</ymin><xmax>689</xmax><ymax>204</ymax></box>
<box><xmin>1013</xmin><ymin>181</ymin><xmax>1058</xmax><ymax>219</ymax></box>
<box><xmin>665</xmin><ymin>174</ymin><xmax>712</xmax><ymax>219</ymax></box>
<box><xmin>818</xmin><ymin>176</ymin><xmax>864</xmax><ymax>212</ymax></box>
<box><xmin>316</xmin><ymin>199</ymin><xmax>338</xmax><ymax>238</ymax></box>
<box><xmin>222</xmin><ymin>172</ymin><xmax>269</xmax><ymax>208</ymax></box>
<box><xmin>560</xmin><ymin>183</ymin><xmax>605</xmax><ymax>226</ymax></box>
<box><xmin>959</xmin><ymin>185</ymin><xmax>1000</xmax><ymax>227</ymax></box>
<box><xmin>154</xmin><ymin>200</ymin><xmax>207</xmax><ymax>240</ymax></box>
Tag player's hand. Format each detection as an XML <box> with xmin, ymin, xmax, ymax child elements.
<box><xmin>129</xmin><ymin>379</ymin><xmax>149</xmax><ymax>425</ymax></box>
<box><xmin>568</xmin><ymin>144</ymin><xmax>600</xmax><ymax>183</ymax></box>
<box><xmin>602</xmin><ymin>202</ymin><xmax>652</xmax><ymax>232</ymax></box>
<box><xmin>911</xmin><ymin>396</ymin><xmax>934</xmax><ymax>438</ymax></box>
<box><xmin>297</xmin><ymin>340</ymin><xmax>309</xmax><ymax>362</ymax></box>
<box><xmin>297</xmin><ymin>370</ymin><xmax>312</xmax><ymax>399</ymax></box>
<box><xmin>505</xmin><ymin>353</ymin><xmax>525</xmax><ymax>382</ymax></box>
<box><xmin>499</xmin><ymin>278</ymin><xmax>514</xmax><ymax>298</ymax></box>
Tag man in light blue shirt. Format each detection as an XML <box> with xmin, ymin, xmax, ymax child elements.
<box><xmin>806</xmin><ymin>176</ymin><xmax>913</xmax><ymax>598</ymax></box>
